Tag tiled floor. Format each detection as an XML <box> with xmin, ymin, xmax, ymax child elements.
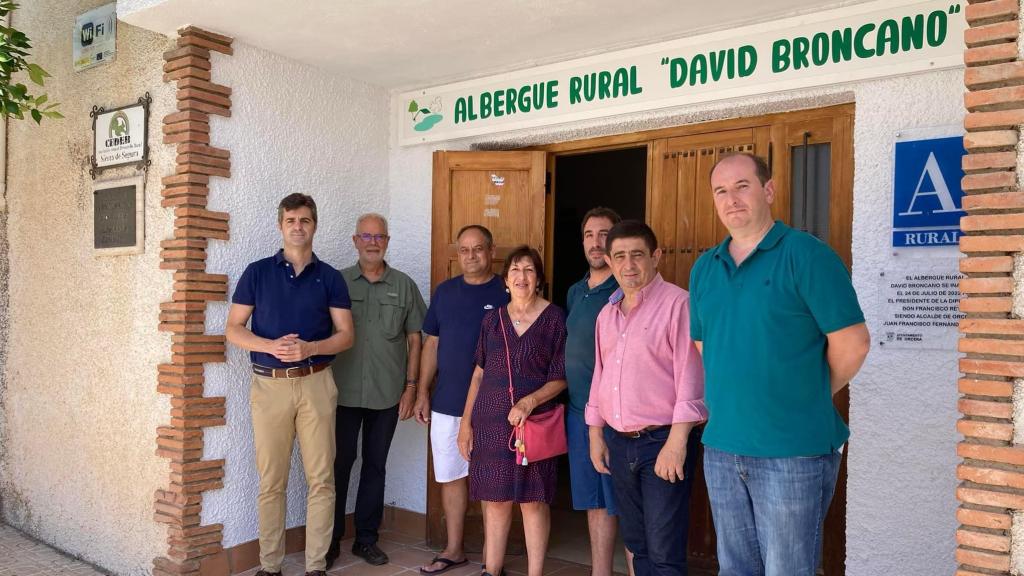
<box><xmin>1</xmin><ymin>522</ymin><xmax>712</xmax><ymax>576</ymax></box>
<box><xmin>0</xmin><ymin>523</ymin><xmax>109</xmax><ymax>576</ymax></box>
<box><xmin>238</xmin><ymin>531</ymin><xmax>599</xmax><ymax>576</ymax></box>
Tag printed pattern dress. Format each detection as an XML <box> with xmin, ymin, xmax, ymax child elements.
<box><xmin>469</xmin><ymin>304</ymin><xmax>567</xmax><ymax>504</ymax></box>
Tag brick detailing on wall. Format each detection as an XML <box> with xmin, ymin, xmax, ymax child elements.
<box><xmin>153</xmin><ymin>26</ymin><xmax>233</xmax><ymax>576</ymax></box>
<box><xmin>958</xmin><ymin>1</ymin><xmax>1023</xmax><ymax>574</ymax></box>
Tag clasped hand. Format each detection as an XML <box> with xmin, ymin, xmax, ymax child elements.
<box><xmin>267</xmin><ymin>333</ymin><xmax>313</xmax><ymax>363</ymax></box>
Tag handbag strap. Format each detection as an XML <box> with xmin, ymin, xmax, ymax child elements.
<box><xmin>499</xmin><ymin>311</ymin><xmax>514</xmax><ymax>405</ymax></box>
<box><xmin>500</xmin><ymin>311</ymin><xmax>525</xmax><ymax>456</ymax></box>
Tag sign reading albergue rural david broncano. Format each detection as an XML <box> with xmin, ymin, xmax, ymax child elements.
<box><xmin>399</xmin><ymin>0</ymin><xmax>966</xmax><ymax>145</ymax></box>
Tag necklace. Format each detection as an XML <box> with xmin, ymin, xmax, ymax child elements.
<box><xmin>511</xmin><ymin>310</ymin><xmax>526</xmax><ymax>326</ymax></box>
<box><xmin>509</xmin><ymin>302</ymin><xmax>534</xmax><ymax>327</ymax></box>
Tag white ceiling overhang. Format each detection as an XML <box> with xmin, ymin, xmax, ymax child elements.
<box><xmin>118</xmin><ymin>0</ymin><xmax>882</xmax><ymax>90</ymax></box>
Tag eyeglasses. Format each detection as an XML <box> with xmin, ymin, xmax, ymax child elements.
<box><xmin>356</xmin><ymin>233</ymin><xmax>389</xmax><ymax>243</ymax></box>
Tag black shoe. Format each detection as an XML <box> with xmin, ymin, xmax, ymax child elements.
<box><xmin>325</xmin><ymin>541</ymin><xmax>341</xmax><ymax>570</ymax></box>
<box><xmin>352</xmin><ymin>541</ymin><xmax>389</xmax><ymax>565</ymax></box>
<box><xmin>255</xmin><ymin>571</ymin><xmax>281</xmax><ymax>576</ymax></box>
<box><xmin>305</xmin><ymin>571</ymin><xmax>327</xmax><ymax>576</ymax></box>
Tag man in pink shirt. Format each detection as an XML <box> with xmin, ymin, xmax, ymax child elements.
<box><xmin>586</xmin><ymin>220</ymin><xmax>707</xmax><ymax>576</ymax></box>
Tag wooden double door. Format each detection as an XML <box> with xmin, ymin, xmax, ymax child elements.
<box><xmin>428</xmin><ymin>104</ymin><xmax>854</xmax><ymax>574</ymax></box>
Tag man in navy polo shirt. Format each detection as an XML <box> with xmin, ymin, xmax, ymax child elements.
<box><xmin>564</xmin><ymin>207</ymin><xmax>631</xmax><ymax>576</ymax></box>
<box><xmin>689</xmin><ymin>154</ymin><xmax>869</xmax><ymax>576</ymax></box>
<box><xmin>226</xmin><ymin>193</ymin><xmax>355</xmax><ymax>576</ymax></box>
<box><xmin>413</xmin><ymin>224</ymin><xmax>508</xmax><ymax>575</ymax></box>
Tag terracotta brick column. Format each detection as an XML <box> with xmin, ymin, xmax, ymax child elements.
<box><xmin>956</xmin><ymin>0</ymin><xmax>1024</xmax><ymax>574</ymax></box>
<box><xmin>152</xmin><ymin>26</ymin><xmax>234</xmax><ymax>576</ymax></box>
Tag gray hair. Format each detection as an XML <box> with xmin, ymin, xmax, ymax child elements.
<box><xmin>355</xmin><ymin>212</ymin><xmax>388</xmax><ymax>234</ymax></box>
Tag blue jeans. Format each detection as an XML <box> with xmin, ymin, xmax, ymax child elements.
<box><xmin>703</xmin><ymin>446</ymin><xmax>842</xmax><ymax>576</ymax></box>
<box><xmin>568</xmin><ymin>410</ymin><xmax>617</xmax><ymax>514</ymax></box>
<box><xmin>604</xmin><ymin>426</ymin><xmax>701</xmax><ymax>576</ymax></box>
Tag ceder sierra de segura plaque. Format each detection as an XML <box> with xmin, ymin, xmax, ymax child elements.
<box><xmin>93</xmin><ymin>103</ymin><xmax>146</xmax><ymax>169</ymax></box>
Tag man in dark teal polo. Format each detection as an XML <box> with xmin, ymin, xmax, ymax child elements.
<box><xmin>564</xmin><ymin>207</ymin><xmax>629</xmax><ymax>576</ymax></box>
<box><xmin>689</xmin><ymin>153</ymin><xmax>870</xmax><ymax>576</ymax></box>
<box><xmin>327</xmin><ymin>213</ymin><xmax>426</xmax><ymax>568</ymax></box>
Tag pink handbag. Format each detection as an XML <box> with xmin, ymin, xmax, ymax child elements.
<box><xmin>500</xmin><ymin>311</ymin><xmax>567</xmax><ymax>466</ymax></box>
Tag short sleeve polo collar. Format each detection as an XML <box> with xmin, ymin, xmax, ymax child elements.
<box><xmin>713</xmin><ymin>220</ymin><xmax>790</xmax><ymax>271</ymax></box>
<box><xmin>274</xmin><ymin>249</ymin><xmax>321</xmax><ymax>274</ymax></box>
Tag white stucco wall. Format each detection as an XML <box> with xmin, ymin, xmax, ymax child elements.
<box><xmin>200</xmin><ymin>41</ymin><xmax>392</xmax><ymax>548</ymax></box>
<box><xmin>387</xmin><ymin>69</ymin><xmax>964</xmax><ymax>575</ymax></box>
<box><xmin>0</xmin><ymin>2</ymin><xmax>176</xmax><ymax>575</ymax></box>
<box><xmin>845</xmin><ymin>72</ymin><xmax>963</xmax><ymax>576</ymax></box>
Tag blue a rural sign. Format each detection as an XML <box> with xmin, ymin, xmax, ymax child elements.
<box><xmin>892</xmin><ymin>136</ymin><xmax>966</xmax><ymax>247</ymax></box>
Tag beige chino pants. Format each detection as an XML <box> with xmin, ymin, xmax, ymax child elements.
<box><xmin>251</xmin><ymin>367</ymin><xmax>337</xmax><ymax>572</ymax></box>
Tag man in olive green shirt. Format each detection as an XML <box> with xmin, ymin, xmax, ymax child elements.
<box><xmin>327</xmin><ymin>213</ymin><xmax>426</xmax><ymax>568</ymax></box>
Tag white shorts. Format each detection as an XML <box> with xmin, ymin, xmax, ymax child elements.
<box><xmin>430</xmin><ymin>411</ymin><xmax>469</xmax><ymax>483</ymax></box>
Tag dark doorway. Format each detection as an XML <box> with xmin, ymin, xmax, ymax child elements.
<box><xmin>548</xmin><ymin>147</ymin><xmax>647</xmax><ymax>574</ymax></box>
<box><xmin>551</xmin><ymin>147</ymin><xmax>647</xmax><ymax>308</ymax></box>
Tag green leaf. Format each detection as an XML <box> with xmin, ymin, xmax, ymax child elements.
<box><xmin>29</xmin><ymin>108</ymin><xmax>39</xmax><ymax>124</ymax></box>
<box><xmin>10</xmin><ymin>82</ymin><xmax>25</xmax><ymax>100</ymax></box>
<box><xmin>27</xmin><ymin>63</ymin><xmax>47</xmax><ymax>86</ymax></box>
<box><xmin>34</xmin><ymin>93</ymin><xmax>46</xmax><ymax>106</ymax></box>
<box><xmin>42</xmin><ymin>110</ymin><xmax>62</xmax><ymax>119</ymax></box>
<box><xmin>408</xmin><ymin>100</ymin><xmax>418</xmax><ymax>113</ymax></box>
<box><xmin>4</xmin><ymin>100</ymin><xmax>18</xmax><ymax>115</ymax></box>
<box><xmin>420</xmin><ymin>108</ymin><xmax>431</xmax><ymax>114</ymax></box>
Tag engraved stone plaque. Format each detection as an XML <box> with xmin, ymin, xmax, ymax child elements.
<box><xmin>94</xmin><ymin>184</ymin><xmax>136</xmax><ymax>249</ymax></box>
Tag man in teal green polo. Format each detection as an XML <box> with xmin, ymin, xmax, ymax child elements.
<box><xmin>688</xmin><ymin>153</ymin><xmax>870</xmax><ymax>576</ymax></box>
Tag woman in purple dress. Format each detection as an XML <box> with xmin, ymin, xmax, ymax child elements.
<box><xmin>457</xmin><ymin>245</ymin><xmax>567</xmax><ymax>576</ymax></box>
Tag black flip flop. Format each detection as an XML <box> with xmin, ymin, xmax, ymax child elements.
<box><xmin>420</xmin><ymin>556</ymin><xmax>469</xmax><ymax>575</ymax></box>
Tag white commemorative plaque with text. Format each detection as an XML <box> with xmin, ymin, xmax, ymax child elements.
<box><xmin>879</xmin><ymin>259</ymin><xmax>964</xmax><ymax>350</ymax></box>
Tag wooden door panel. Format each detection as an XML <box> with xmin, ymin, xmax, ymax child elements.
<box><xmin>656</xmin><ymin>128</ymin><xmax>767</xmax><ymax>290</ymax></box>
<box><xmin>432</xmin><ymin>151</ymin><xmax>546</xmax><ymax>290</ymax></box>
<box><xmin>661</xmin><ymin>129</ymin><xmax>769</xmax><ymax>290</ymax></box>
<box><xmin>687</xmin><ymin>446</ymin><xmax>717</xmax><ymax>572</ymax></box>
<box><xmin>429</xmin><ymin>150</ymin><xmax>546</xmax><ymax>553</ymax></box>
<box><xmin>651</xmin><ymin>139</ymin><xmax>680</xmax><ymax>284</ymax></box>
<box><xmin>693</xmin><ymin>146</ymin><xmax>720</xmax><ymax>258</ymax></box>
<box><xmin>665</xmin><ymin>128</ymin><xmax>754</xmax><ymax>149</ymax></box>
<box><xmin>673</xmin><ymin>150</ymin><xmax>697</xmax><ymax>289</ymax></box>
<box><xmin>449</xmin><ymin>170</ymin><xmax>535</xmax><ymax>248</ymax></box>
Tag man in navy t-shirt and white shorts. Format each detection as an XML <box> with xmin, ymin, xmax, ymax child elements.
<box><xmin>414</xmin><ymin>225</ymin><xmax>509</xmax><ymax>575</ymax></box>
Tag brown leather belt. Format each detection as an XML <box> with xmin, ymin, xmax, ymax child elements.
<box><xmin>616</xmin><ymin>425</ymin><xmax>670</xmax><ymax>439</ymax></box>
<box><xmin>252</xmin><ymin>362</ymin><xmax>329</xmax><ymax>379</ymax></box>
